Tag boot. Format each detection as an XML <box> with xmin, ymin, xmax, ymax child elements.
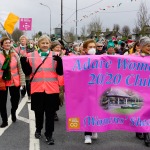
<box><xmin>0</xmin><ymin>122</ymin><xmax>8</xmax><ymax>128</ymax></box>
<box><xmin>136</xmin><ymin>132</ymin><xmax>144</xmax><ymax>140</ymax></box>
<box><xmin>144</xmin><ymin>133</ymin><xmax>150</xmax><ymax>147</ymax></box>
<box><xmin>54</xmin><ymin>112</ymin><xmax>59</xmax><ymax>121</ymax></box>
<box><xmin>11</xmin><ymin>110</ymin><xmax>16</xmax><ymax>122</ymax></box>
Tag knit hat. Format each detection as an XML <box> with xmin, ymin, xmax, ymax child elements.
<box><xmin>107</xmin><ymin>40</ymin><xmax>115</xmax><ymax>49</ymax></box>
<box><xmin>118</xmin><ymin>40</ymin><xmax>123</xmax><ymax>45</ymax></box>
<box><xmin>139</xmin><ymin>36</ymin><xmax>150</xmax><ymax>48</ymax></box>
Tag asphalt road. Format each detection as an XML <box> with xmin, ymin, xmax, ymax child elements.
<box><xmin>0</xmin><ymin>95</ymin><xmax>150</xmax><ymax>150</ymax></box>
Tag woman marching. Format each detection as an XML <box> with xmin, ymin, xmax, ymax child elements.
<box><xmin>0</xmin><ymin>37</ymin><xmax>25</xmax><ymax>128</ymax></box>
<box><xmin>20</xmin><ymin>35</ymin><xmax>63</xmax><ymax>145</ymax></box>
<box><xmin>81</xmin><ymin>39</ymin><xmax>98</xmax><ymax>144</ymax></box>
<box><xmin>135</xmin><ymin>36</ymin><xmax>150</xmax><ymax>147</ymax></box>
<box><xmin>51</xmin><ymin>42</ymin><xmax>65</xmax><ymax>121</ymax></box>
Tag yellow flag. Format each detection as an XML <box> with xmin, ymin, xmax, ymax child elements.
<box><xmin>0</xmin><ymin>11</ymin><xmax>19</xmax><ymax>34</ymax></box>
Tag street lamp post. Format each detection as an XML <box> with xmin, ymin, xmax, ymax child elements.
<box><xmin>40</xmin><ymin>3</ymin><xmax>51</xmax><ymax>37</ymax></box>
<box><xmin>61</xmin><ymin>0</ymin><xmax>63</xmax><ymax>41</ymax></box>
<box><xmin>76</xmin><ymin>0</ymin><xmax>78</xmax><ymax>41</ymax></box>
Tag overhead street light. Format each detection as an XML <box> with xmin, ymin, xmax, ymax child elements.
<box><xmin>40</xmin><ymin>3</ymin><xmax>51</xmax><ymax>37</ymax></box>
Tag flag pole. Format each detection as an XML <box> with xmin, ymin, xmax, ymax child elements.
<box><xmin>0</xmin><ymin>22</ymin><xmax>11</xmax><ymax>39</ymax></box>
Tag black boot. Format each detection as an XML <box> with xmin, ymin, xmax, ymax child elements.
<box><xmin>0</xmin><ymin>122</ymin><xmax>8</xmax><ymax>128</ymax></box>
<box><xmin>54</xmin><ymin>112</ymin><xmax>59</xmax><ymax>121</ymax></box>
<box><xmin>136</xmin><ymin>132</ymin><xmax>144</xmax><ymax>140</ymax></box>
<box><xmin>11</xmin><ymin>111</ymin><xmax>16</xmax><ymax>122</ymax></box>
<box><xmin>35</xmin><ymin>130</ymin><xmax>41</xmax><ymax>139</ymax></box>
<box><xmin>144</xmin><ymin>133</ymin><xmax>150</xmax><ymax>147</ymax></box>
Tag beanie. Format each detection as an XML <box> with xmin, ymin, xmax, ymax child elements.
<box><xmin>118</xmin><ymin>40</ymin><xmax>123</xmax><ymax>45</ymax></box>
<box><xmin>107</xmin><ymin>40</ymin><xmax>115</xmax><ymax>49</ymax></box>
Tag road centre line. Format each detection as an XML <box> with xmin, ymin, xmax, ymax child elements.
<box><xmin>28</xmin><ymin>103</ymin><xmax>40</xmax><ymax>150</ymax></box>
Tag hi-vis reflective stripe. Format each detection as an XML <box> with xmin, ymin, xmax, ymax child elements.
<box><xmin>32</xmin><ymin>78</ymin><xmax>57</xmax><ymax>82</ymax></box>
<box><xmin>31</xmin><ymin>51</ymin><xmax>55</xmax><ymax>73</ymax></box>
<box><xmin>38</xmin><ymin>68</ymin><xmax>55</xmax><ymax>72</ymax></box>
<box><xmin>13</xmin><ymin>72</ymin><xmax>19</xmax><ymax>77</ymax></box>
<box><xmin>11</xmin><ymin>66</ymin><xmax>16</xmax><ymax>70</ymax></box>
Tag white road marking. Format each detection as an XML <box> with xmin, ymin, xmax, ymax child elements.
<box><xmin>28</xmin><ymin>103</ymin><xmax>40</xmax><ymax>150</ymax></box>
<box><xmin>0</xmin><ymin>96</ymin><xmax>27</xmax><ymax>136</ymax></box>
<box><xmin>17</xmin><ymin>116</ymin><xmax>30</xmax><ymax>124</ymax></box>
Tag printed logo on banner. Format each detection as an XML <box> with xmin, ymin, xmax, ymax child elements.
<box><xmin>68</xmin><ymin>118</ymin><xmax>80</xmax><ymax>130</ymax></box>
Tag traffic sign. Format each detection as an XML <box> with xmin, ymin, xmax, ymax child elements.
<box><xmin>19</xmin><ymin>18</ymin><xmax>32</xmax><ymax>31</ymax></box>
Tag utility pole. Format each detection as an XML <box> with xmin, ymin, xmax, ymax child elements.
<box><xmin>61</xmin><ymin>0</ymin><xmax>63</xmax><ymax>41</ymax></box>
<box><xmin>76</xmin><ymin>0</ymin><xmax>78</xmax><ymax>41</ymax></box>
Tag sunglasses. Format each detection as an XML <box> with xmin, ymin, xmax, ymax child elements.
<box><xmin>97</xmin><ymin>46</ymin><xmax>103</xmax><ymax>48</ymax></box>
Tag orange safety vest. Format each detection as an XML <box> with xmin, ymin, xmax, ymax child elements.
<box><xmin>0</xmin><ymin>68</ymin><xmax>6</xmax><ymax>90</ymax></box>
<box><xmin>0</xmin><ymin>52</ymin><xmax>20</xmax><ymax>87</ymax></box>
<box><xmin>58</xmin><ymin>75</ymin><xmax>64</xmax><ymax>86</ymax></box>
<box><xmin>15</xmin><ymin>46</ymin><xmax>27</xmax><ymax>56</ymax></box>
<box><xmin>28</xmin><ymin>51</ymin><xmax>60</xmax><ymax>94</ymax></box>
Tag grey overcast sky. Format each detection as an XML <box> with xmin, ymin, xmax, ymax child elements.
<box><xmin>0</xmin><ymin>0</ymin><xmax>150</xmax><ymax>38</ymax></box>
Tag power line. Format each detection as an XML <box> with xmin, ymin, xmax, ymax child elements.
<box><xmin>78</xmin><ymin>0</ymin><xmax>104</xmax><ymax>11</ymax></box>
<box><xmin>63</xmin><ymin>0</ymin><xmax>104</xmax><ymax>24</ymax></box>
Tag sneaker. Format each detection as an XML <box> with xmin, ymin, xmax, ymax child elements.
<box><xmin>84</xmin><ymin>135</ymin><xmax>92</xmax><ymax>144</ymax></box>
<box><xmin>35</xmin><ymin>131</ymin><xmax>41</xmax><ymax>139</ymax></box>
<box><xmin>45</xmin><ymin>137</ymin><xmax>55</xmax><ymax>145</ymax></box>
<box><xmin>92</xmin><ymin>132</ymin><xmax>98</xmax><ymax>140</ymax></box>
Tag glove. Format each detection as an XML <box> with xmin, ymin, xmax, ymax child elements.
<box><xmin>53</xmin><ymin>55</ymin><xmax>63</xmax><ymax>75</ymax></box>
<box><xmin>20</xmin><ymin>57</ymin><xmax>32</xmax><ymax>76</ymax></box>
<box><xmin>20</xmin><ymin>56</ymin><xmax>27</xmax><ymax>63</ymax></box>
<box><xmin>53</xmin><ymin>55</ymin><xmax>62</xmax><ymax>63</ymax></box>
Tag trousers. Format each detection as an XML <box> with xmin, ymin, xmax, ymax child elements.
<box><xmin>0</xmin><ymin>86</ymin><xmax>20</xmax><ymax>123</ymax></box>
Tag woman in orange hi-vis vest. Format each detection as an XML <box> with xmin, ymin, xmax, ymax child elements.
<box><xmin>51</xmin><ymin>42</ymin><xmax>64</xmax><ymax>121</ymax></box>
<box><xmin>20</xmin><ymin>35</ymin><xmax>63</xmax><ymax>145</ymax></box>
<box><xmin>0</xmin><ymin>37</ymin><xmax>25</xmax><ymax>128</ymax></box>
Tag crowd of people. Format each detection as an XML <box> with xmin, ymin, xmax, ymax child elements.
<box><xmin>0</xmin><ymin>34</ymin><xmax>150</xmax><ymax>147</ymax></box>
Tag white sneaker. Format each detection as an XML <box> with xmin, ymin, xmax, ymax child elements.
<box><xmin>91</xmin><ymin>132</ymin><xmax>98</xmax><ymax>140</ymax></box>
<box><xmin>84</xmin><ymin>135</ymin><xmax>92</xmax><ymax>144</ymax></box>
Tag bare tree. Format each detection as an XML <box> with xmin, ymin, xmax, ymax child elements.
<box><xmin>11</xmin><ymin>28</ymin><xmax>24</xmax><ymax>42</ymax></box>
<box><xmin>87</xmin><ymin>17</ymin><xmax>102</xmax><ymax>36</ymax></box>
<box><xmin>133</xmin><ymin>26</ymin><xmax>140</xmax><ymax>34</ymax></box>
<box><xmin>122</xmin><ymin>25</ymin><xmax>130</xmax><ymax>37</ymax></box>
<box><xmin>136</xmin><ymin>2</ymin><xmax>150</xmax><ymax>35</ymax></box>
<box><xmin>113</xmin><ymin>24</ymin><xmax>120</xmax><ymax>32</ymax></box>
<box><xmin>80</xmin><ymin>25</ymin><xmax>87</xmax><ymax>40</ymax></box>
<box><xmin>64</xmin><ymin>27</ymin><xmax>75</xmax><ymax>43</ymax></box>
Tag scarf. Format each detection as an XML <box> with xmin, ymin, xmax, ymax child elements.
<box><xmin>2</xmin><ymin>50</ymin><xmax>11</xmax><ymax>80</ymax></box>
<box><xmin>38</xmin><ymin>49</ymin><xmax>50</xmax><ymax>56</ymax></box>
<box><xmin>20</xmin><ymin>44</ymin><xmax>26</xmax><ymax>50</ymax></box>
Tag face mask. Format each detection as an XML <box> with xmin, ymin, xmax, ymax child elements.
<box><xmin>30</xmin><ymin>44</ymin><xmax>33</xmax><ymax>48</ymax></box>
<box><xmin>88</xmin><ymin>48</ymin><xmax>96</xmax><ymax>55</ymax></box>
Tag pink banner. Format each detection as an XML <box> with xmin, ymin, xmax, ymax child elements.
<box><xmin>63</xmin><ymin>55</ymin><xmax>150</xmax><ymax>132</ymax></box>
<box><xmin>19</xmin><ymin>18</ymin><xmax>32</xmax><ymax>31</ymax></box>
